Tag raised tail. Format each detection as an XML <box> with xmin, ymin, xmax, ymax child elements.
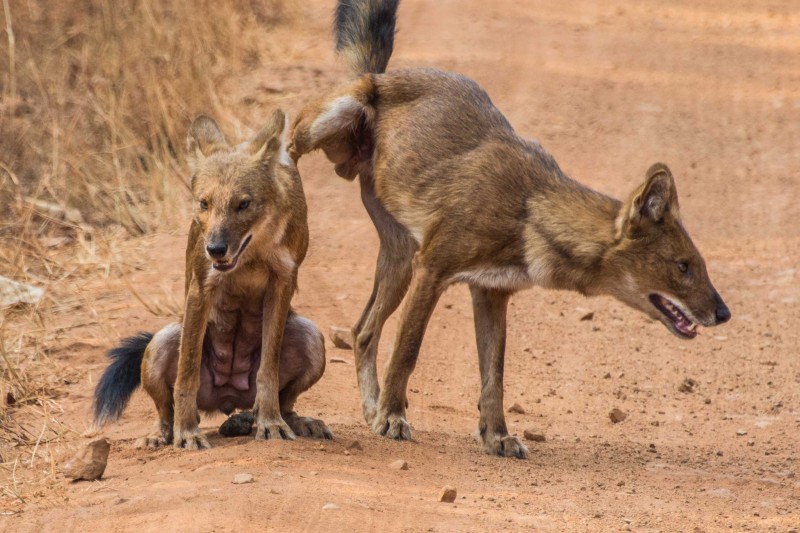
<box><xmin>334</xmin><ymin>0</ymin><xmax>399</xmax><ymax>75</ymax></box>
<box><xmin>93</xmin><ymin>332</ymin><xmax>152</xmax><ymax>425</ymax></box>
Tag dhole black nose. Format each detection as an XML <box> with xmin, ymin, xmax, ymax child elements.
<box><xmin>206</xmin><ymin>243</ymin><xmax>227</xmax><ymax>259</ymax></box>
<box><xmin>715</xmin><ymin>303</ymin><xmax>731</xmax><ymax>324</ymax></box>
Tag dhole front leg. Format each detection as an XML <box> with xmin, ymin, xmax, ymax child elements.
<box><xmin>373</xmin><ymin>257</ymin><xmax>443</xmax><ymax>440</ymax></box>
<box><xmin>253</xmin><ymin>270</ymin><xmax>297</xmax><ymax>441</ymax></box>
<box><xmin>173</xmin><ymin>281</ymin><xmax>212</xmax><ymax>449</ymax></box>
<box><xmin>470</xmin><ymin>285</ymin><xmax>528</xmax><ymax>459</ymax></box>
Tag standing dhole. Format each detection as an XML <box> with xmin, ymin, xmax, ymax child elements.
<box><xmin>290</xmin><ymin>0</ymin><xmax>730</xmax><ymax>458</ymax></box>
<box><xmin>93</xmin><ymin>110</ymin><xmax>332</xmax><ymax>448</ymax></box>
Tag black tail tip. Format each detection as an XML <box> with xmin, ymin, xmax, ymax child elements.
<box><xmin>93</xmin><ymin>332</ymin><xmax>153</xmax><ymax>425</ymax></box>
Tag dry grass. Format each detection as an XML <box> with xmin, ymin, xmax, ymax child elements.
<box><xmin>0</xmin><ymin>0</ymin><xmax>294</xmax><ymax>509</ymax></box>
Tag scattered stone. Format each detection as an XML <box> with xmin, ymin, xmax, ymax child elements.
<box><xmin>62</xmin><ymin>438</ymin><xmax>110</xmax><ymax>481</ymax></box>
<box><xmin>389</xmin><ymin>459</ymin><xmax>409</xmax><ymax>470</ymax></box>
<box><xmin>580</xmin><ymin>311</ymin><xmax>595</xmax><ymax>321</ymax></box>
<box><xmin>219</xmin><ymin>411</ymin><xmax>254</xmax><ymax>437</ymax></box>
<box><xmin>508</xmin><ymin>402</ymin><xmax>526</xmax><ymax>414</ymax></box>
<box><xmin>345</xmin><ymin>440</ymin><xmax>363</xmax><ymax>452</ymax></box>
<box><xmin>716</xmin><ymin>450</ymin><xmax>724</xmax><ymax>456</ymax></box>
<box><xmin>330</xmin><ymin>356</ymin><xmax>351</xmax><ymax>364</ymax></box>
<box><xmin>322</xmin><ymin>503</ymin><xmax>340</xmax><ymax>511</ymax></box>
<box><xmin>678</xmin><ymin>378</ymin><xmax>697</xmax><ymax>393</ymax></box>
<box><xmin>603</xmin><ymin>372</ymin><xmax>612</xmax><ymax>379</ymax></box>
<box><xmin>523</xmin><ymin>430</ymin><xmax>546</xmax><ymax>442</ymax></box>
<box><xmin>736</xmin><ymin>429</ymin><xmax>748</xmax><ymax>436</ymax></box>
<box><xmin>704</xmin><ymin>398</ymin><xmax>711</xmax><ymax>405</ymax></box>
<box><xmin>0</xmin><ymin>275</ymin><xmax>44</xmax><ymax>308</ymax></box>
<box><xmin>609</xmin><ymin>408</ymin><xmax>628</xmax><ymax>424</ymax></box>
<box><xmin>438</xmin><ymin>486</ymin><xmax>457</xmax><ymax>503</ymax></box>
<box><xmin>232</xmin><ymin>473</ymin><xmax>254</xmax><ymax>484</ymax></box>
<box><xmin>329</xmin><ymin>326</ymin><xmax>353</xmax><ymax>350</ymax></box>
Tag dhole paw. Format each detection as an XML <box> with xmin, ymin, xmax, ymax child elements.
<box><xmin>135</xmin><ymin>435</ymin><xmax>170</xmax><ymax>449</ymax></box>
<box><xmin>286</xmin><ymin>414</ymin><xmax>333</xmax><ymax>440</ymax></box>
<box><xmin>373</xmin><ymin>413</ymin><xmax>413</xmax><ymax>440</ymax></box>
<box><xmin>254</xmin><ymin>417</ymin><xmax>296</xmax><ymax>441</ymax></box>
<box><xmin>173</xmin><ymin>427</ymin><xmax>211</xmax><ymax>450</ymax></box>
<box><xmin>483</xmin><ymin>434</ymin><xmax>528</xmax><ymax>459</ymax></box>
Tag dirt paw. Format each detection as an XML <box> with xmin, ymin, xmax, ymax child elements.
<box><xmin>173</xmin><ymin>428</ymin><xmax>211</xmax><ymax>450</ymax></box>
<box><xmin>484</xmin><ymin>434</ymin><xmax>528</xmax><ymax>459</ymax></box>
<box><xmin>255</xmin><ymin>417</ymin><xmax>296</xmax><ymax>441</ymax></box>
<box><xmin>373</xmin><ymin>413</ymin><xmax>413</xmax><ymax>440</ymax></box>
<box><xmin>286</xmin><ymin>414</ymin><xmax>333</xmax><ymax>440</ymax></box>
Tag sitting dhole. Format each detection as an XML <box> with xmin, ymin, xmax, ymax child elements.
<box><xmin>94</xmin><ymin>110</ymin><xmax>331</xmax><ymax>448</ymax></box>
<box><xmin>289</xmin><ymin>0</ymin><xmax>730</xmax><ymax>458</ymax></box>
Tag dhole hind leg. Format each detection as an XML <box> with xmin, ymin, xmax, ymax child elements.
<box><xmin>373</xmin><ymin>257</ymin><xmax>444</xmax><ymax>440</ymax></box>
<box><xmin>353</xmin><ymin>176</ymin><xmax>417</xmax><ymax>425</ymax></box>
<box><xmin>470</xmin><ymin>286</ymin><xmax>528</xmax><ymax>459</ymax></box>
<box><xmin>136</xmin><ymin>324</ymin><xmax>184</xmax><ymax>449</ymax></box>
<box><xmin>279</xmin><ymin>314</ymin><xmax>333</xmax><ymax>440</ymax></box>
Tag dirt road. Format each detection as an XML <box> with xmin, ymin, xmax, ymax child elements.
<box><xmin>3</xmin><ymin>0</ymin><xmax>799</xmax><ymax>530</ymax></box>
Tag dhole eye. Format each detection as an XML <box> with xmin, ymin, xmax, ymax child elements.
<box><xmin>237</xmin><ymin>199</ymin><xmax>251</xmax><ymax>211</ymax></box>
<box><xmin>199</xmin><ymin>199</ymin><xmax>208</xmax><ymax>211</ymax></box>
<box><xmin>677</xmin><ymin>261</ymin><xmax>689</xmax><ymax>273</ymax></box>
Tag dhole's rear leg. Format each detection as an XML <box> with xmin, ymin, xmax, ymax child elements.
<box><xmin>352</xmin><ymin>175</ymin><xmax>417</xmax><ymax>424</ymax></box>
<box><xmin>278</xmin><ymin>315</ymin><xmax>333</xmax><ymax>440</ymax></box>
<box><xmin>470</xmin><ymin>286</ymin><xmax>528</xmax><ymax>459</ymax></box>
<box><xmin>137</xmin><ymin>324</ymin><xmax>181</xmax><ymax>449</ymax></box>
<box><xmin>373</xmin><ymin>256</ymin><xmax>444</xmax><ymax>439</ymax></box>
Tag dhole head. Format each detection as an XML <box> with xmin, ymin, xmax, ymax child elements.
<box><xmin>606</xmin><ymin>163</ymin><xmax>731</xmax><ymax>339</ymax></box>
<box><xmin>186</xmin><ymin>110</ymin><xmax>290</xmax><ymax>273</ymax></box>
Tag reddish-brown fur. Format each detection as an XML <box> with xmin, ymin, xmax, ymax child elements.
<box><xmin>289</xmin><ymin>0</ymin><xmax>730</xmax><ymax>458</ymax></box>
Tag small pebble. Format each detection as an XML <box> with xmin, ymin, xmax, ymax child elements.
<box><xmin>329</xmin><ymin>326</ymin><xmax>353</xmax><ymax>350</ymax></box>
<box><xmin>322</xmin><ymin>503</ymin><xmax>340</xmax><ymax>511</ymax></box>
<box><xmin>389</xmin><ymin>459</ymin><xmax>409</xmax><ymax>470</ymax></box>
<box><xmin>523</xmin><ymin>429</ymin><xmax>546</xmax><ymax>442</ymax></box>
<box><xmin>63</xmin><ymin>438</ymin><xmax>110</xmax><ymax>482</ymax></box>
<box><xmin>609</xmin><ymin>408</ymin><xmax>628</xmax><ymax>424</ymax></box>
<box><xmin>232</xmin><ymin>473</ymin><xmax>254</xmax><ymax>484</ymax></box>
<box><xmin>439</xmin><ymin>486</ymin><xmax>457</xmax><ymax>503</ymax></box>
<box><xmin>346</xmin><ymin>440</ymin><xmax>363</xmax><ymax>452</ymax></box>
<box><xmin>508</xmin><ymin>402</ymin><xmax>526</xmax><ymax>414</ymax></box>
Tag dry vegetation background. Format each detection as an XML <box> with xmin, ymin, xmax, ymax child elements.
<box><xmin>0</xmin><ymin>0</ymin><xmax>291</xmax><ymax>503</ymax></box>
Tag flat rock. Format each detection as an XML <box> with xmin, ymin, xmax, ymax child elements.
<box><xmin>329</xmin><ymin>326</ymin><xmax>354</xmax><ymax>350</ymax></box>
<box><xmin>63</xmin><ymin>438</ymin><xmax>110</xmax><ymax>481</ymax></box>
<box><xmin>232</xmin><ymin>473</ymin><xmax>255</xmax><ymax>484</ymax></box>
<box><xmin>322</xmin><ymin>503</ymin><xmax>340</xmax><ymax>510</ymax></box>
<box><xmin>609</xmin><ymin>408</ymin><xmax>628</xmax><ymax>424</ymax></box>
<box><xmin>439</xmin><ymin>486</ymin><xmax>457</xmax><ymax>503</ymax></box>
<box><xmin>523</xmin><ymin>429</ymin><xmax>546</xmax><ymax>442</ymax></box>
<box><xmin>508</xmin><ymin>402</ymin><xmax>526</xmax><ymax>414</ymax></box>
<box><xmin>389</xmin><ymin>459</ymin><xmax>409</xmax><ymax>470</ymax></box>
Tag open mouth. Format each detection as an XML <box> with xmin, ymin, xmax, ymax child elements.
<box><xmin>212</xmin><ymin>235</ymin><xmax>252</xmax><ymax>272</ymax></box>
<box><xmin>649</xmin><ymin>293</ymin><xmax>698</xmax><ymax>339</ymax></box>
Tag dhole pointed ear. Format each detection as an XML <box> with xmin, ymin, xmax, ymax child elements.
<box><xmin>248</xmin><ymin>109</ymin><xmax>289</xmax><ymax>165</ymax></box>
<box><xmin>186</xmin><ymin>115</ymin><xmax>228</xmax><ymax>172</ymax></box>
<box><xmin>617</xmin><ymin>163</ymin><xmax>679</xmax><ymax>238</ymax></box>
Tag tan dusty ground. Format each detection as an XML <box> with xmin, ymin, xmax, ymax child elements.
<box><xmin>2</xmin><ymin>0</ymin><xmax>799</xmax><ymax>531</ymax></box>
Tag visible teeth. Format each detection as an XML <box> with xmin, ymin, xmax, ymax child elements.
<box><xmin>689</xmin><ymin>323</ymin><xmax>697</xmax><ymax>331</ymax></box>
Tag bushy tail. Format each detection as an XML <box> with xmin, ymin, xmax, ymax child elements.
<box><xmin>93</xmin><ymin>332</ymin><xmax>152</xmax><ymax>425</ymax></box>
<box><xmin>334</xmin><ymin>0</ymin><xmax>399</xmax><ymax>75</ymax></box>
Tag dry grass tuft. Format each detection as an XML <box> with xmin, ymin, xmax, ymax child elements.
<box><xmin>0</xmin><ymin>0</ymin><xmax>290</xmax><ymax>279</ymax></box>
